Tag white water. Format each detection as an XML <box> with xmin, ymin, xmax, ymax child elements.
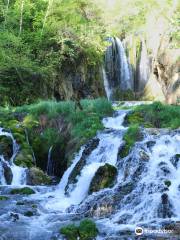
<box><xmin>47</xmin><ymin>146</ymin><xmax>53</xmax><ymax>176</ymax></box>
<box><xmin>96</xmin><ymin>130</ymin><xmax>180</xmax><ymax>235</ymax></box>
<box><xmin>102</xmin><ymin>67</ymin><xmax>112</xmax><ymax>100</ymax></box>
<box><xmin>115</xmin><ymin>37</ymin><xmax>133</xmax><ymax>91</ymax></box>
<box><xmin>0</xmin><ymin>127</ymin><xmax>26</xmax><ymax>185</ymax></box>
<box><xmin>44</xmin><ymin>109</ymin><xmax>128</xmax><ymax>211</ymax></box>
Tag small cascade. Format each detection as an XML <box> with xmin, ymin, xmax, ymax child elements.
<box><xmin>0</xmin><ymin>128</ymin><xmax>26</xmax><ymax>185</ymax></box>
<box><xmin>104</xmin><ymin>37</ymin><xmax>133</xmax><ymax>100</ymax></box>
<box><xmin>45</xmin><ymin>109</ymin><xmax>129</xmax><ymax>211</ymax></box>
<box><xmin>47</xmin><ymin>146</ymin><xmax>53</xmax><ymax>176</ymax></box>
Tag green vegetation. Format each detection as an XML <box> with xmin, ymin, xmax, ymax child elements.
<box><xmin>10</xmin><ymin>187</ymin><xmax>35</xmax><ymax>195</ymax></box>
<box><xmin>24</xmin><ymin>211</ymin><xmax>34</xmax><ymax>217</ymax></box>
<box><xmin>120</xmin><ymin>124</ymin><xmax>142</xmax><ymax>158</ymax></box>
<box><xmin>0</xmin><ymin>196</ymin><xmax>9</xmax><ymax>201</ymax></box>
<box><xmin>60</xmin><ymin>219</ymin><xmax>98</xmax><ymax>240</ymax></box>
<box><xmin>126</xmin><ymin>102</ymin><xmax>180</xmax><ymax>129</ymax></box>
<box><xmin>0</xmin><ymin>0</ymin><xmax>107</xmax><ymax>106</ymax></box>
<box><xmin>89</xmin><ymin>163</ymin><xmax>117</xmax><ymax>194</ymax></box>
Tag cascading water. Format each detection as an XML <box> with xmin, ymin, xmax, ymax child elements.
<box><xmin>47</xmin><ymin>146</ymin><xmax>53</xmax><ymax>176</ymax></box>
<box><xmin>0</xmin><ymin>127</ymin><xmax>26</xmax><ymax>186</ymax></box>
<box><xmin>0</xmin><ymin>103</ymin><xmax>179</xmax><ymax>240</ymax></box>
<box><xmin>104</xmin><ymin>37</ymin><xmax>133</xmax><ymax>100</ymax></box>
<box><xmin>115</xmin><ymin>37</ymin><xmax>133</xmax><ymax>91</ymax></box>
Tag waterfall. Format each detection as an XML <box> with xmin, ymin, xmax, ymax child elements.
<box><xmin>115</xmin><ymin>37</ymin><xmax>133</xmax><ymax>91</ymax></box>
<box><xmin>0</xmin><ymin>128</ymin><xmax>26</xmax><ymax>185</ymax></box>
<box><xmin>104</xmin><ymin>37</ymin><xmax>133</xmax><ymax>100</ymax></box>
<box><xmin>137</xmin><ymin>39</ymin><xmax>151</xmax><ymax>92</ymax></box>
<box><xmin>47</xmin><ymin>146</ymin><xmax>53</xmax><ymax>176</ymax></box>
<box><xmin>45</xmin><ymin>109</ymin><xmax>129</xmax><ymax>211</ymax></box>
<box><xmin>102</xmin><ymin>68</ymin><xmax>112</xmax><ymax>100</ymax></box>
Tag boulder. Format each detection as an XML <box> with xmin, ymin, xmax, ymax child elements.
<box><xmin>2</xmin><ymin>161</ymin><xmax>13</xmax><ymax>184</ymax></box>
<box><xmin>14</xmin><ymin>148</ymin><xmax>34</xmax><ymax>168</ymax></box>
<box><xmin>170</xmin><ymin>154</ymin><xmax>180</xmax><ymax>169</ymax></box>
<box><xmin>26</xmin><ymin>167</ymin><xmax>51</xmax><ymax>186</ymax></box>
<box><xmin>89</xmin><ymin>163</ymin><xmax>117</xmax><ymax>194</ymax></box>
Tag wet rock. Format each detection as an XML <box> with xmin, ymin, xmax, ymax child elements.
<box><xmin>24</xmin><ymin>211</ymin><xmax>34</xmax><ymax>217</ymax></box>
<box><xmin>146</xmin><ymin>140</ymin><xmax>156</xmax><ymax>150</ymax></box>
<box><xmin>164</xmin><ymin>222</ymin><xmax>180</xmax><ymax>235</ymax></box>
<box><xmin>2</xmin><ymin>161</ymin><xmax>13</xmax><ymax>184</ymax></box>
<box><xmin>89</xmin><ymin>164</ymin><xmax>117</xmax><ymax>194</ymax></box>
<box><xmin>158</xmin><ymin>193</ymin><xmax>174</xmax><ymax>218</ymax></box>
<box><xmin>170</xmin><ymin>154</ymin><xmax>180</xmax><ymax>169</ymax></box>
<box><xmin>139</xmin><ymin>150</ymin><xmax>149</xmax><ymax>161</ymax></box>
<box><xmin>26</xmin><ymin>167</ymin><xmax>51</xmax><ymax>186</ymax></box>
<box><xmin>0</xmin><ymin>136</ymin><xmax>13</xmax><ymax>160</ymax></box>
<box><xmin>10</xmin><ymin>212</ymin><xmax>19</xmax><ymax>222</ymax></box>
<box><xmin>65</xmin><ymin>138</ymin><xmax>100</xmax><ymax>193</ymax></box>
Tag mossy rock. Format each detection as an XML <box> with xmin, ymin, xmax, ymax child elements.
<box><xmin>24</xmin><ymin>211</ymin><xmax>34</xmax><ymax>217</ymax></box>
<box><xmin>79</xmin><ymin>219</ymin><xmax>98</xmax><ymax>240</ymax></box>
<box><xmin>14</xmin><ymin>148</ymin><xmax>34</xmax><ymax>168</ymax></box>
<box><xmin>0</xmin><ymin>196</ymin><xmax>9</xmax><ymax>201</ymax></box>
<box><xmin>0</xmin><ymin>135</ymin><xmax>13</xmax><ymax>160</ymax></box>
<box><xmin>60</xmin><ymin>219</ymin><xmax>98</xmax><ymax>240</ymax></box>
<box><xmin>60</xmin><ymin>224</ymin><xmax>79</xmax><ymax>240</ymax></box>
<box><xmin>120</xmin><ymin>124</ymin><xmax>143</xmax><ymax>158</ymax></box>
<box><xmin>10</xmin><ymin>187</ymin><xmax>35</xmax><ymax>195</ymax></box>
<box><xmin>89</xmin><ymin>163</ymin><xmax>117</xmax><ymax>194</ymax></box>
<box><xmin>26</xmin><ymin>167</ymin><xmax>51</xmax><ymax>185</ymax></box>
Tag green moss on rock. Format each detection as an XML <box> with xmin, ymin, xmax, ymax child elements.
<box><xmin>26</xmin><ymin>167</ymin><xmax>51</xmax><ymax>185</ymax></box>
<box><xmin>10</xmin><ymin>187</ymin><xmax>35</xmax><ymax>195</ymax></box>
<box><xmin>60</xmin><ymin>219</ymin><xmax>98</xmax><ymax>240</ymax></box>
<box><xmin>89</xmin><ymin>163</ymin><xmax>117</xmax><ymax>194</ymax></box>
<box><xmin>0</xmin><ymin>196</ymin><xmax>9</xmax><ymax>200</ymax></box>
<box><xmin>120</xmin><ymin>124</ymin><xmax>142</xmax><ymax>158</ymax></box>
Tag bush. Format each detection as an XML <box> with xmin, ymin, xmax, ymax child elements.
<box><xmin>60</xmin><ymin>224</ymin><xmax>79</xmax><ymax>240</ymax></box>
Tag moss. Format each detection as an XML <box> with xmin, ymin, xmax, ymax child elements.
<box><xmin>60</xmin><ymin>219</ymin><xmax>98</xmax><ymax>240</ymax></box>
<box><xmin>27</xmin><ymin>167</ymin><xmax>51</xmax><ymax>185</ymax></box>
<box><xmin>10</xmin><ymin>187</ymin><xmax>35</xmax><ymax>195</ymax></box>
<box><xmin>120</xmin><ymin>124</ymin><xmax>142</xmax><ymax>158</ymax></box>
<box><xmin>164</xmin><ymin>180</ymin><xmax>171</xmax><ymax>187</ymax></box>
<box><xmin>60</xmin><ymin>224</ymin><xmax>79</xmax><ymax>240</ymax></box>
<box><xmin>24</xmin><ymin>211</ymin><xmax>34</xmax><ymax>217</ymax></box>
<box><xmin>0</xmin><ymin>196</ymin><xmax>9</xmax><ymax>201</ymax></box>
<box><xmin>113</xmin><ymin>89</ymin><xmax>135</xmax><ymax>101</ymax></box>
<box><xmin>89</xmin><ymin>163</ymin><xmax>117</xmax><ymax>194</ymax></box>
<box><xmin>14</xmin><ymin>147</ymin><xmax>34</xmax><ymax>168</ymax></box>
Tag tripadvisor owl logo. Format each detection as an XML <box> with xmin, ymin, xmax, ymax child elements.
<box><xmin>135</xmin><ymin>227</ymin><xmax>144</xmax><ymax>236</ymax></box>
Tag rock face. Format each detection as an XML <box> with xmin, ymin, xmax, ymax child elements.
<box><xmin>0</xmin><ymin>136</ymin><xmax>13</xmax><ymax>161</ymax></box>
<box><xmin>65</xmin><ymin>138</ymin><xmax>100</xmax><ymax>193</ymax></box>
<box><xmin>2</xmin><ymin>161</ymin><xmax>13</xmax><ymax>184</ymax></box>
<box><xmin>26</xmin><ymin>167</ymin><xmax>51</xmax><ymax>186</ymax></box>
<box><xmin>53</xmin><ymin>62</ymin><xmax>105</xmax><ymax>101</ymax></box>
<box><xmin>89</xmin><ymin>163</ymin><xmax>117</xmax><ymax>194</ymax></box>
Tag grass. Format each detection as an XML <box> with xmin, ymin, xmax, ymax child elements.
<box><xmin>120</xmin><ymin>124</ymin><xmax>142</xmax><ymax>158</ymax></box>
<box><xmin>126</xmin><ymin>102</ymin><xmax>180</xmax><ymax>129</ymax></box>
